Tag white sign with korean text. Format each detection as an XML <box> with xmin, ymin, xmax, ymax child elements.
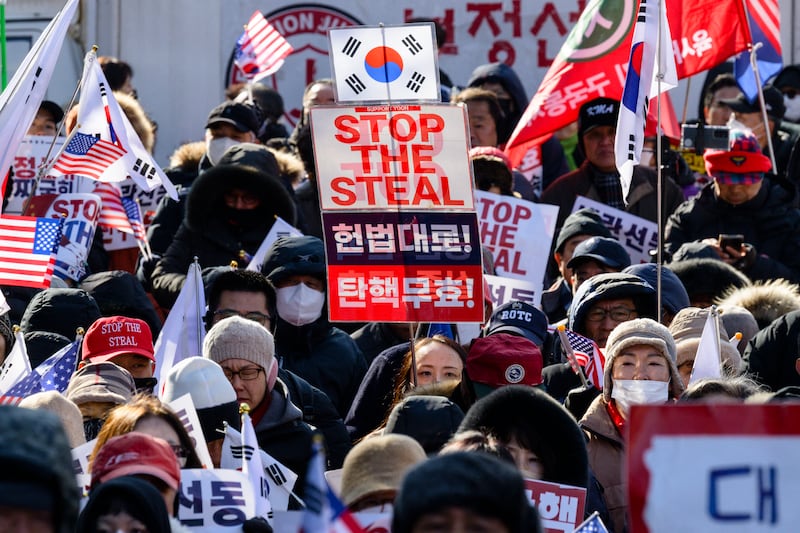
<box><xmin>571</xmin><ymin>196</ymin><xmax>658</xmax><ymax>265</ymax></box>
<box><xmin>485</xmin><ymin>274</ymin><xmax>539</xmax><ymax>309</ymax></box>
<box><xmin>178</xmin><ymin>468</ymin><xmax>256</xmax><ymax>531</ymax></box>
<box><xmin>167</xmin><ymin>393</ymin><xmax>214</xmax><ymax>469</ymax></box>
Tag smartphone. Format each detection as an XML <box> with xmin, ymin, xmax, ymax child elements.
<box><xmin>718</xmin><ymin>234</ymin><xmax>744</xmax><ymax>250</ymax></box>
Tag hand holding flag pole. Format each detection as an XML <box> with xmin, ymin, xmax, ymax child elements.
<box><xmin>557</xmin><ymin>325</ymin><xmax>589</xmax><ymax>388</ymax></box>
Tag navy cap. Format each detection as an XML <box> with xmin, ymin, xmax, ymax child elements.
<box><xmin>205</xmin><ymin>101</ymin><xmax>260</xmax><ymax>133</ymax></box>
<box><xmin>485</xmin><ymin>300</ymin><xmax>548</xmax><ymax>347</ymax></box>
<box><xmin>721</xmin><ymin>85</ymin><xmax>785</xmax><ymax>119</ymax></box>
<box><xmin>567</xmin><ymin>236</ymin><xmax>631</xmax><ymax>270</ymax></box>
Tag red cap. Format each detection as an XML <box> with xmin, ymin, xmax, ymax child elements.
<box><xmin>466</xmin><ymin>333</ymin><xmax>543</xmax><ymax>388</ymax></box>
<box><xmin>81</xmin><ymin>316</ymin><xmax>155</xmax><ymax>363</ymax></box>
<box><xmin>91</xmin><ymin>432</ymin><xmax>181</xmax><ymax>490</ymax></box>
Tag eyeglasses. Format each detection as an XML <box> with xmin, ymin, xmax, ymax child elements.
<box><xmin>214</xmin><ymin>309</ymin><xmax>271</xmax><ymax>326</ymax></box>
<box><xmin>169</xmin><ymin>443</ymin><xmax>189</xmax><ymax>467</ymax></box>
<box><xmin>222</xmin><ymin>366</ymin><xmax>264</xmax><ymax>381</ymax></box>
<box><xmin>585</xmin><ymin>306</ymin><xmax>637</xmax><ymax>323</ymax></box>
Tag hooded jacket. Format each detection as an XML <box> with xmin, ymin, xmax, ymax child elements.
<box><xmin>542</xmin><ymin>160</ymin><xmax>685</xmax><ymax>232</ymax></box>
<box><xmin>568</xmin><ymin>273</ymin><xmax>658</xmax><ymax>335</ymax></box>
<box><xmin>151</xmin><ymin>163</ymin><xmax>296</xmax><ymax>308</ymax></box>
<box><xmin>664</xmin><ymin>179</ymin><xmax>800</xmax><ymax>283</ymax></box>
<box><xmin>79</xmin><ymin>270</ymin><xmax>163</xmax><ymax>337</ymax></box>
<box><xmin>77</xmin><ymin>476</ymin><xmax>171</xmax><ymax>533</ymax></box>
<box><xmin>744</xmin><ymin>309</ymin><xmax>800</xmax><ymax>391</ymax></box>
<box><xmin>20</xmin><ymin>288</ymin><xmax>102</xmax><ymax>340</ymax></box>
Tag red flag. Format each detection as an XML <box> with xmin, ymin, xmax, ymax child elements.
<box><xmin>0</xmin><ymin>215</ymin><xmax>62</xmax><ymax>288</ymax></box>
<box><xmin>505</xmin><ymin>0</ymin><xmax>750</xmax><ymax>168</ymax></box>
<box><xmin>234</xmin><ymin>11</ymin><xmax>293</xmax><ymax>81</ymax></box>
<box><xmin>51</xmin><ymin>132</ymin><xmax>127</xmax><ymax>180</ymax></box>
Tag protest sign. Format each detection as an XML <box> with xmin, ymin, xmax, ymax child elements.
<box><xmin>7</xmin><ymin>136</ymin><xmax>78</xmax><ymax>215</ymax></box>
<box><xmin>310</xmin><ymin>104</ymin><xmax>473</xmax><ymax>211</ymax></box>
<box><xmin>571</xmin><ymin>196</ymin><xmax>658</xmax><ymax>264</ymax></box>
<box><xmin>323</xmin><ymin>210</ymin><xmax>483</xmax><ymax>322</ymax></box>
<box><xmin>524</xmin><ymin>478</ymin><xmax>587</xmax><ymax>533</ymax></box>
<box><xmin>167</xmin><ymin>393</ymin><xmax>214</xmax><ymax>469</ymax></box>
<box><xmin>628</xmin><ymin>404</ymin><xmax>800</xmax><ymax>532</ymax></box>
<box><xmin>485</xmin><ymin>274</ymin><xmax>539</xmax><ymax>308</ymax></box>
<box><xmin>178</xmin><ymin>469</ymin><xmax>256</xmax><ymax>531</ymax></box>
<box><xmin>71</xmin><ymin>437</ymin><xmax>98</xmax><ymax>477</ymax></box>
<box><xmin>475</xmin><ymin>190</ymin><xmax>558</xmax><ymax>303</ymax></box>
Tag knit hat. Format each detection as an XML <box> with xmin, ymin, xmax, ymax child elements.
<box><xmin>578</xmin><ymin>97</ymin><xmax>619</xmax><ymax>139</ymax></box>
<box><xmin>261</xmin><ymin>235</ymin><xmax>326</xmax><ymax>285</ymax></box>
<box><xmin>65</xmin><ymin>362</ymin><xmax>137</xmax><ymax>406</ymax></box>
<box><xmin>717</xmin><ymin>305</ymin><xmax>759</xmax><ymax>354</ymax></box>
<box><xmin>383</xmin><ymin>395</ymin><xmax>465</xmax><ymax>455</ymax></box>
<box><xmin>554</xmin><ymin>208</ymin><xmax>612</xmax><ymax>253</ymax></box>
<box><xmin>485</xmin><ymin>300</ymin><xmax>548</xmax><ymax>346</ymax></box>
<box><xmin>567</xmin><ymin>236</ymin><xmax>631</xmax><ymax>270</ymax></box>
<box><xmin>203</xmin><ymin>316</ymin><xmax>277</xmax><ymax>389</ymax></box>
<box><xmin>603</xmin><ymin>318</ymin><xmax>684</xmax><ymax>401</ymax></box>
<box><xmin>704</xmin><ymin>130</ymin><xmax>772</xmax><ymax>184</ymax></box>
<box><xmin>392</xmin><ymin>451</ymin><xmax>541</xmax><ymax>533</ymax></box>
<box><xmin>340</xmin><ymin>434</ymin><xmax>426</xmax><ymax>508</ymax></box>
<box><xmin>91</xmin><ymin>432</ymin><xmax>181</xmax><ymax>491</ymax></box>
<box><xmin>623</xmin><ymin>263</ymin><xmax>690</xmax><ymax>316</ymax></box>
<box><xmin>467</xmin><ymin>333</ymin><xmax>543</xmax><ymax>398</ymax></box>
<box><xmin>668</xmin><ymin>307</ymin><xmax>743</xmax><ymax>377</ymax></box>
<box><xmin>161</xmin><ymin>357</ymin><xmax>241</xmax><ymax>440</ymax></box>
<box><xmin>19</xmin><ymin>391</ymin><xmax>86</xmax><ymax>449</ymax></box>
<box><xmin>81</xmin><ymin>316</ymin><xmax>155</xmax><ymax>363</ymax></box>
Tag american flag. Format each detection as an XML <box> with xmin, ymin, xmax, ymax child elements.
<box><xmin>734</xmin><ymin>0</ymin><xmax>782</xmax><ymax>101</ymax></box>
<box><xmin>573</xmin><ymin>512</ymin><xmax>610</xmax><ymax>533</ymax></box>
<box><xmin>94</xmin><ymin>182</ymin><xmax>134</xmax><ymax>234</ymax></box>
<box><xmin>0</xmin><ymin>340</ymin><xmax>79</xmax><ymax>405</ymax></box>
<box><xmin>122</xmin><ymin>196</ymin><xmax>147</xmax><ymax>245</ymax></box>
<box><xmin>0</xmin><ymin>215</ymin><xmax>63</xmax><ymax>288</ymax></box>
<box><xmin>51</xmin><ymin>132</ymin><xmax>127</xmax><ymax>180</ymax></box>
<box><xmin>564</xmin><ymin>328</ymin><xmax>605</xmax><ymax>390</ymax></box>
<box><xmin>234</xmin><ymin>11</ymin><xmax>293</xmax><ymax>81</ymax></box>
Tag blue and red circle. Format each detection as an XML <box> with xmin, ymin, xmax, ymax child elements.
<box><xmin>364</xmin><ymin>46</ymin><xmax>403</xmax><ymax>83</ymax></box>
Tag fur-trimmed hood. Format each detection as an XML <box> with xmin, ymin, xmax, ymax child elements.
<box><xmin>185</xmin><ymin>163</ymin><xmax>296</xmax><ymax>232</ymax></box>
<box><xmin>458</xmin><ymin>385</ymin><xmax>589</xmax><ymax>489</ymax></box>
<box><xmin>717</xmin><ymin>279</ymin><xmax>800</xmax><ymax>329</ymax></box>
<box><xmin>168</xmin><ymin>141</ymin><xmax>206</xmax><ymax>170</ymax></box>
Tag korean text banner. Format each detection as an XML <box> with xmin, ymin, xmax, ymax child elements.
<box><xmin>323</xmin><ymin>211</ymin><xmax>483</xmax><ymax>323</ymax></box>
<box><xmin>310</xmin><ymin>104</ymin><xmax>473</xmax><ymax>211</ymax></box>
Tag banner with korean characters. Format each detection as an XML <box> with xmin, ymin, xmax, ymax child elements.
<box><xmin>475</xmin><ymin>190</ymin><xmax>558</xmax><ymax>307</ymax></box>
<box><xmin>323</xmin><ymin>210</ymin><xmax>482</xmax><ymax>323</ymax></box>
<box><xmin>524</xmin><ymin>478</ymin><xmax>587</xmax><ymax>533</ymax></box>
<box><xmin>177</xmin><ymin>469</ymin><xmax>256</xmax><ymax>531</ymax></box>
<box><xmin>571</xmin><ymin>195</ymin><xmax>657</xmax><ymax>265</ymax></box>
<box><xmin>628</xmin><ymin>404</ymin><xmax>800</xmax><ymax>533</ymax></box>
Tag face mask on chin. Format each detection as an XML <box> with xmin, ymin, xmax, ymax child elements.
<box><xmin>275</xmin><ymin>282</ymin><xmax>325</xmax><ymax>326</ymax></box>
<box><xmin>206</xmin><ymin>137</ymin><xmax>240</xmax><ymax>165</ymax></box>
<box><xmin>611</xmin><ymin>379</ymin><xmax>669</xmax><ymax>416</ymax></box>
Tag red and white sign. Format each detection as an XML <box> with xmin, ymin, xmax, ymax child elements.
<box><xmin>310</xmin><ymin>104</ymin><xmax>474</xmax><ymax>211</ymax></box>
<box><xmin>524</xmin><ymin>478</ymin><xmax>587</xmax><ymax>533</ymax></box>
<box><xmin>628</xmin><ymin>404</ymin><xmax>800</xmax><ymax>532</ymax></box>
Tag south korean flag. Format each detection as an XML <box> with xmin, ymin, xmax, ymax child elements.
<box><xmin>328</xmin><ymin>23</ymin><xmax>440</xmax><ymax>103</ymax></box>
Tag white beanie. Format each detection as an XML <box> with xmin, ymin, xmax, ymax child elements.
<box><xmin>603</xmin><ymin>318</ymin><xmax>684</xmax><ymax>401</ymax></box>
<box><xmin>162</xmin><ymin>357</ymin><xmax>236</xmax><ymax>408</ymax></box>
<box><xmin>202</xmin><ymin>315</ymin><xmax>274</xmax><ymax>372</ymax></box>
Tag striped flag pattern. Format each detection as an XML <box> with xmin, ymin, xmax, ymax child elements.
<box><xmin>122</xmin><ymin>196</ymin><xmax>147</xmax><ymax>244</ymax></box>
<box><xmin>564</xmin><ymin>329</ymin><xmax>606</xmax><ymax>389</ymax></box>
<box><xmin>51</xmin><ymin>132</ymin><xmax>127</xmax><ymax>180</ymax></box>
<box><xmin>734</xmin><ymin>0</ymin><xmax>782</xmax><ymax>101</ymax></box>
<box><xmin>94</xmin><ymin>182</ymin><xmax>134</xmax><ymax>234</ymax></box>
<box><xmin>0</xmin><ymin>215</ymin><xmax>63</xmax><ymax>288</ymax></box>
<box><xmin>0</xmin><ymin>340</ymin><xmax>79</xmax><ymax>405</ymax></box>
<box><xmin>234</xmin><ymin>11</ymin><xmax>293</xmax><ymax>81</ymax></box>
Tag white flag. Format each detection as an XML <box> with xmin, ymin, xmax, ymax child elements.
<box><xmin>221</xmin><ymin>424</ymin><xmax>298</xmax><ymax>512</ymax></box>
<box><xmin>246</xmin><ymin>217</ymin><xmax>303</xmax><ymax>272</ymax></box>
<box><xmin>0</xmin><ymin>329</ymin><xmax>31</xmax><ymax>394</ymax></box>
<box><xmin>0</xmin><ymin>0</ymin><xmax>79</xmax><ymax>204</ymax></box>
<box><xmin>242</xmin><ymin>411</ymin><xmax>273</xmax><ymax>522</ymax></box>
<box><xmin>154</xmin><ymin>261</ymin><xmax>206</xmax><ymax>397</ymax></box>
<box><xmin>69</xmin><ymin>50</ymin><xmax>177</xmax><ymax>199</ymax></box>
<box><xmin>614</xmin><ymin>0</ymin><xmax>677</xmax><ymax>203</ymax></box>
<box><xmin>689</xmin><ymin>309</ymin><xmax>722</xmax><ymax>384</ymax></box>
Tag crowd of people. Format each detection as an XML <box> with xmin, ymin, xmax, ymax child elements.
<box><xmin>3</xmin><ymin>37</ymin><xmax>800</xmax><ymax>533</ymax></box>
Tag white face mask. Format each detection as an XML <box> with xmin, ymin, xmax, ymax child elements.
<box><xmin>206</xmin><ymin>137</ymin><xmax>239</xmax><ymax>165</ymax></box>
<box><xmin>611</xmin><ymin>379</ymin><xmax>669</xmax><ymax>415</ymax></box>
<box><xmin>784</xmin><ymin>94</ymin><xmax>800</xmax><ymax>122</ymax></box>
<box><xmin>275</xmin><ymin>283</ymin><xmax>325</xmax><ymax>326</ymax></box>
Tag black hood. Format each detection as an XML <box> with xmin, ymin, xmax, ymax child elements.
<box><xmin>20</xmin><ymin>288</ymin><xmax>101</xmax><ymax>340</ymax></box>
<box><xmin>185</xmin><ymin>163</ymin><xmax>296</xmax><ymax>232</ymax></box>
<box><xmin>77</xmin><ymin>476</ymin><xmax>171</xmax><ymax>533</ymax></box>
<box><xmin>79</xmin><ymin>270</ymin><xmax>162</xmax><ymax>338</ymax></box>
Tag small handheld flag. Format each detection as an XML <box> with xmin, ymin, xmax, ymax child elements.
<box><xmin>234</xmin><ymin>11</ymin><xmax>293</xmax><ymax>82</ymax></box>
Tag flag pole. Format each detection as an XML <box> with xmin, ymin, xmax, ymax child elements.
<box><xmin>738</xmin><ymin>0</ymin><xmax>777</xmax><ymax>172</ymax></box>
<box><xmin>655</xmin><ymin>0</ymin><xmax>665</xmax><ymax>316</ymax></box>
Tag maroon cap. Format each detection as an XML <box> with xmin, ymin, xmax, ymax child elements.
<box><xmin>82</xmin><ymin>316</ymin><xmax>155</xmax><ymax>363</ymax></box>
<box><xmin>91</xmin><ymin>432</ymin><xmax>181</xmax><ymax>490</ymax></box>
<box><xmin>466</xmin><ymin>333</ymin><xmax>543</xmax><ymax>389</ymax></box>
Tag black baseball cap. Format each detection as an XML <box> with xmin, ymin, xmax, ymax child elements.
<box><xmin>567</xmin><ymin>236</ymin><xmax>631</xmax><ymax>270</ymax></box>
<box><xmin>39</xmin><ymin>100</ymin><xmax>64</xmax><ymax>124</ymax></box>
<box><xmin>721</xmin><ymin>85</ymin><xmax>785</xmax><ymax>120</ymax></box>
<box><xmin>578</xmin><ymin>97</ymin><xmax>619</xmax><ymax>138</ymax></box>
<box><xmin>485</xmin><ymin>300</ymin><xmax>548</xmax><ymax>347</ymax></box>
<box><xmin>205</xmin><ymin>101</ymin><xmax>259</xmax><ymax>133</ymax></box>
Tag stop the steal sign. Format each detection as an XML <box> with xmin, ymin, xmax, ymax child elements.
<box><xmin>627</xmin><ymin>404</ymin><xmax>800</xmax><ymax>532</ymax></box>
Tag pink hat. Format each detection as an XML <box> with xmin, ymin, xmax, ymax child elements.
<box><xmin>81</xmin><ymin>316</ymin><xmax>155</xmax><ymax>363</ymax></box>
<box><xmin>91</xmin><ymin>432</ymin><xmax>181</xmax><ymax>490</ymax></box>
